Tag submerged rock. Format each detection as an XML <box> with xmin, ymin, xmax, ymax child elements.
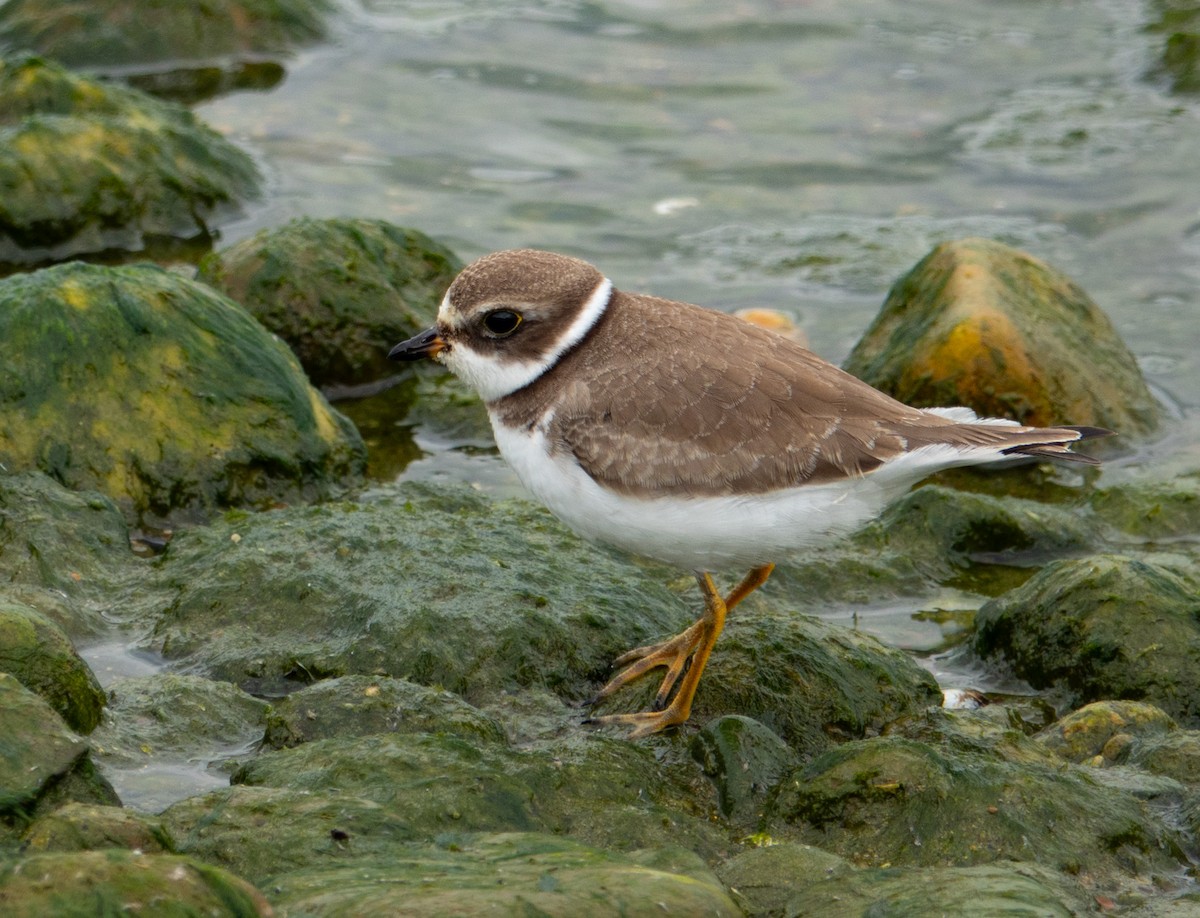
<box><xmin>0</xmin><ymin>850</ymin><xmax>271</xmax><ymax>917</ymax></box>
<box><xmin>0</xmin><ymin>598</ymin><xmax>105</xmax><ymax>733</ymax></box>
<box><xmin>973</xmin><ymin>555</ymin><xmax>1200</xmax><ymax>725</ymax></box>
<box><xmin>844</xmin><ymin>237</ymin><xmax>1159</xmax><ymax>435</ymax></box>
<box><xmin>0</xmin><ymin>262</ymin><xmax>365</xmax><ymax>525</ymax></box>
<box><xmin>1146</xmin><ymin>0</ymin><xmax>1200</xmax><ymax>94</ymax></box>
<box><xmin>197</xmin><ymin>218</ymin><xmax>463</xmax><ymax>388</ymax></box>
<box><xmin>0</xmin><ymin>56</ymin><xmax>260</xmax><ymax>263</ymax></box>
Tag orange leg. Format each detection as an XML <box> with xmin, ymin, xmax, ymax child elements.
<box><xmin>587</xmin><ymin>563</ymin><xmax>774</xmax><ymax>738</ymax></box>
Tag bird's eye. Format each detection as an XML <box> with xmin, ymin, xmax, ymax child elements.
<box><xmin>483</xmin><ymin>309</ymin><xmax>522</xmax><ymax>337</ymax></box>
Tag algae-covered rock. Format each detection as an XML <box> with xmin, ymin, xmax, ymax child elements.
<box><xmin>973</xmin><ymin>555</ymin><xmax>1200</xmax><ymax>725</ymax></box>
<box><xmin>0</xmin><ymin>472</ymin><xmax>134</xmax><ymax>619</ymax></box>
<box><xmin>1146</xmin><ymin>1</ymin><xmax>1200</xmax><ymax>94</ymax></box>
<box><xmin>844</xmin><ymin>237</ymin><xmax>1159</xmax><ymax>434</ymax></box>
<box><xmin>761</xmin><ymin>730</ymin><xmax>1186</xmax><ymax>877</ymax></box>
<box><xmin>161</xmin><ymin>785</ymin><xmax>420</xmax><ymax>883</ymax></box>
<box><xmin>0</xmin><ymin>850</ymin><xmax>271</xmax><ymax>917</ymax></box>
<box><xmin>230</xmin><ymin>730</ymin><xmax>727</xmax><ymax>857</ymax></box>
<box><xmin>1091</xmin><ymin>475</ymin><xmax>1200</xmax><ymax>540</ymax></box>
<box><xmin>0</xmin><ymin>56</ymin><xmax>260</xmax><ymax>263</ymax></box>
<box><xmin>1127</xmin><ymin>731</ymin><xmax>1200</xmax><ymax>785</ymax></box>
<box><xmin>719</xmin><ymin>843</ymin><xmax>1090</xmax><ymax>917</ymax></box>
<box><xmin>0</xmin><ymin>675</ymin><xmax>118</xmax><ymax>837</ymax></box>
<box><xmin>197</xmin><ymin>218</ymin><xmax>463</xmax><ymax>387</ymax></box>
<box><xmin>0</xmin><ymin>0</ymin><xmax>332</xmax><ymax>70</ymax></box>
<box><xmin>1035</xmin><ymin>700</ymin><xmax>1177</xmax><ymax>766</ymax></box>
<box><xmin>262</xmin><ymin>675</ymin><xmax>506</xmax><ymax>748</ymax></box>
<box><xmin>139</xmin><ymin>483</ymin><xmax>939</xmax><ymax>750</ymax></box>
<box><xmin>0</xmin><ymin>262</ymin><xmax>365</xmax><ymax>525</ymax></box>
<box><xmin>21</xmin><ymin>802</ymin><xmax>173</xmax><ymax>854</ymax></box>
<box><xmin>0</xmin><ymin>598</ymin><xmax>105</xmax><ymax>733</ymax></box>
<box><xmin>691</xmin><ymin>716</ymin><xmax>798</xmax><ymax>825</ymax></box>
<box><xmin>269</xmin><ymin>833</ymin><xmax>739</xmax><ymax>917</ymax></box>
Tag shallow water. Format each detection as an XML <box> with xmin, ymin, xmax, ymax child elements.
<box><xmin>102</xmin><ymin>0</ymin><xmax>1200</xmax><ymax>810</ymax></box>
<box><xmin>195</xmin><ymin>0</ymin><xmax>1200</xmax><ymax>677</ymax></box>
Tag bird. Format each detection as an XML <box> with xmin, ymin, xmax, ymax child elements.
<box><xmin>389</xmin><ymin>249</ymin><xmax>1110</xmax><ymax>738</ymax></box>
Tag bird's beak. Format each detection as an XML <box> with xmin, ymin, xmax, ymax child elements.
<box><xmin>388</xmin><ymin>327</ymin><xmax>446</xmax><ymax>361</ymax></box>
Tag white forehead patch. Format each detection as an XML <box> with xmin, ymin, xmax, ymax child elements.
<box><xmin>440</xmin><ymin>277</ymin><xmax>613</xmax><ymax>402</ymax></box>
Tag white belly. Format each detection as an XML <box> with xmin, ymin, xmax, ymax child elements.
<box><xmin>491</xmin><ymin>419</ymin><xmax>923</xmax><ymax>570</ymax></box>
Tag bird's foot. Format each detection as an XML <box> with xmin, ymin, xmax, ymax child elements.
<box><xmin>587</xmin><ymin>618</ymin><xmax>707</xmax><ymax>712</ymax></box>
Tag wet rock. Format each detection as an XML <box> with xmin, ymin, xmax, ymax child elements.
<box><xmin>0</xmin><ymin>472</ymin><xmax>134</xmax><ymax>623</ymax></box>
<box><xmin>761</xmin><ymin>728</ymin><xmax>1187</xmax><ymax>878</ymax></box>
<box><xmin>0</xmin><ymin>262</ymin><xmax>365</xmax><ymax>526</ymax></box>
<box><xmin>716</xmin><ymin>842</ymin><xmax>852</xmax><ymax>916</ymax></box>
<box><xmin>1146</xmin><ymin>1</ymin><xmax>1200</xmax><ymax>94</ymax></box>
<box><xmin>197</xmin><ymin>218</ymin><xmax>462</xmax><ymax>388</ymax></box>
<box><xmin>90</xmin><ymin>674</ymin><xmax>267</xmax><ymax>811</ymax></box>
<box><xmin>21</xmin><ymin>802</ymin><xmax>172</xmax><ymax>854</ymax></box>
<box><xmin>0</xmin><ymin>850</ymin><xmax>271</xmax><ymax>917</ymax></box>
<box><xmin>139</xmin><ymin>482</ymin><xmax>939</xmax><ymax>751</ymax></box>
<box><xmin>1091</xmin><ymin>475</ymin><xmax>1200</xmax><ymax>541</ymax></box>
<box><xmin>1035</xmin><ymin>701</ymin><xmax>1176</xmax><ymax>766</ymax></box>
<box><xmin>262</xmin><ymin>675</ymin><xmax>506</xmax><ymax>749</ymax></box>
<box><xmin>692</xmin><ymin>716</ymin><xmax>797</xmax><ymax>826</ymax></box>
<box><xmin>0</xmin><ymin>56</ymin><xmax>260</xmax><ymax>263</ymax></box>
<box><xmin>843</xmin><ymin>237</ymin><xmax>1159</xmax><ymax>435</ymax></box>
<box><xmin>229</xmin><ymin>730</ymin><xmax>728</xmax><ymax>858</ymax></box>
<box><xmin>1126</xmin><ymin>731</ymin><xmax>1200</xmax><ymax>785</ymax></box>
<box><xmin>720</xmin><ymin>843</ymin><xmax>1090</xmax><ymax>916</ymax></box>
<box><xmin>973</xmin><ymin>555</ymin><xmax>1200</xmax><ymax>725</ymax></box>
<box><xmin>0</xmin><ymin>0</ymin><xmax>331</xmax><ymax>99</ymax></box>
<box><xmin>0</xmin><ymin>598</ymin><xmax>105</xmax><ymax>733</ymax></box>
<box><xmin>268</xmin><ymin>833</ymin><xmax>739</xmax><ymax>917</ymax></box>
<box><xmin>0</xmin><ymin>675</ymin><xmax>118</xmax><ymax>841</ymax></box>
<box><xmin>161</xmin><ymin>785</ymin><xmax>420</xmax><ymax>882</ymax></box>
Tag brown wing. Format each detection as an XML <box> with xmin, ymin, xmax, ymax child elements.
<box><xmin>497</xmin><ymin>291</ymin><xmax>1096</xmax><ymax>499</ymax></box>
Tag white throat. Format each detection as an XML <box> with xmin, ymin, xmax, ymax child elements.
<box><xmin>441</xmin><ymin>277</ymin><xmax>613</xmax><ymax>402</ymax></box>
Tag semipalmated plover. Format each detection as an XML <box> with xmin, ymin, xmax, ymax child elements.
<box><xmin>390</xmin><ymin>249</ymin><xmax>1109</xmax><ymax>738</ymax></box>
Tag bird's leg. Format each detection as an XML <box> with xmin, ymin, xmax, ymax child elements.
<box><xmin>587</xmin><ymin>563</ymin><xmax>774</xmax><ymax>738</ymax></box>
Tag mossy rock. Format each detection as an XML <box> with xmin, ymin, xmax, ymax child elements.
<box><xmin>0</xmin><ymin>850</ymin><xmax>271</xmax><ymax>917</ymax></box>
<box><xmin>761</xmin><ymin>730</ymin><xmax>1187</xmax><ymax>877</ymax></box>
<box><xmin>0</xmin><ymin>472</ymin><xmax>134</xmax><ymax>617</ymax></box>
<box><xmin>973</xmin><ymin>555</ymin><xmax>1200</xmax><ymax>725</ymax></box>
<box><xmin>1127</xmin><ymin>731</ymin><xmax>1200</xmax><ymax>785</ymax></box>
<box><xmin>197</xmin><ymin>218</ymin><xmax>463</xmax><ymax>387</ymax></box>
<box><xmin>1091</xmin><ymin>475</ymin><xmax>1200</xmax><ymax>541</ymax></box>
<box><xmin>1145</xmin><ymin>1</ymin><xmax>1200</xmax><ymax>94</ymax></box>
<box><xmin>0</xmin><ymin>675</ymin><xmax>118</xmax><ymax>840</ymax></box>
<box><xmin>229</xmin><ymin>730</ymin><xmax>727</xmax><ymax>857</ymax></box>
<box><xmin>718</xmin><ymin>844</ymin><xmax>1089</xmax><ymax>917</ymax></box>
<box><xmin>1035</xmin><ymin>700</ymin><xmax>1177</xmax><ymax>766</ymax></box>
<box><xmin>0</xmin><ymin>598</ymin><xmax>105</xmax><ymax>733</ymax></box>
<box><xmin>0</xmin><ymin>262</ymin><xmax>365</xmax><ymax>525</ymax></box>
<box><xmin>844</xmin><ymin>237</ymin><xmax>1159</xmax><ymax>435</ymax></box>
<box><xmin>691</xmin><ymin>715</ymin><xmax>798</xmax><ymax>826</ymax></box>
<box><xmin>262</xmin><ymin>675</ymin><xmax>506</xmax><ymax>748</ymax></box>
<box><xmin>21</xmin><ymin>802</ymin><xmax>173</xmax><ymax>855</ymax></box>
<box><xmin>136</xmin><ymin>482</ymin><xmax>939</xmax><ymax>750</ymax></box>
<box><xmin>268</xmin><ymin>833</ymin><xmax>739</xmax><ymax>917</ymax></box>
<box><xmin>91</xmin><ymin>674</ymin><xmax>268</xmax><ymax>769</ymax></box>
<box><xmin>0</xmin><ymin>56</ymin><xmax>261</xmax><ymax>263</ymax></box>
<box><xmin>0</xmin><ymin>0</ymin><xmax>332</xmax><ymax>69</ymax></box>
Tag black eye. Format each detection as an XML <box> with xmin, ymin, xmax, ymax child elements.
<box><xmin>483</xmin><ymin>309</ymin><xmax>522</xmax><ymax>336</ymax></box>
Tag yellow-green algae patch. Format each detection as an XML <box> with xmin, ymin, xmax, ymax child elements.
<box><xmin>844</xmin><ymin>237</ymin><xmax>1160</xmax><ymax>435</ymax></box>
<box><xmin>0</xmin><ymin>262</ymin><xmax>364</xmax><ymax>525</ymax></box>
<box><xmin>0</xmin><ymin>55</ymin><xmax>260</xmax><ymax>262</ymax></box>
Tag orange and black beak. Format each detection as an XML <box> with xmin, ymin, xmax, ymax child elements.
<box><xmin>388</xmin><ymin>327</ymin><xmax>446</xmax><ymax>362</ymax></box>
